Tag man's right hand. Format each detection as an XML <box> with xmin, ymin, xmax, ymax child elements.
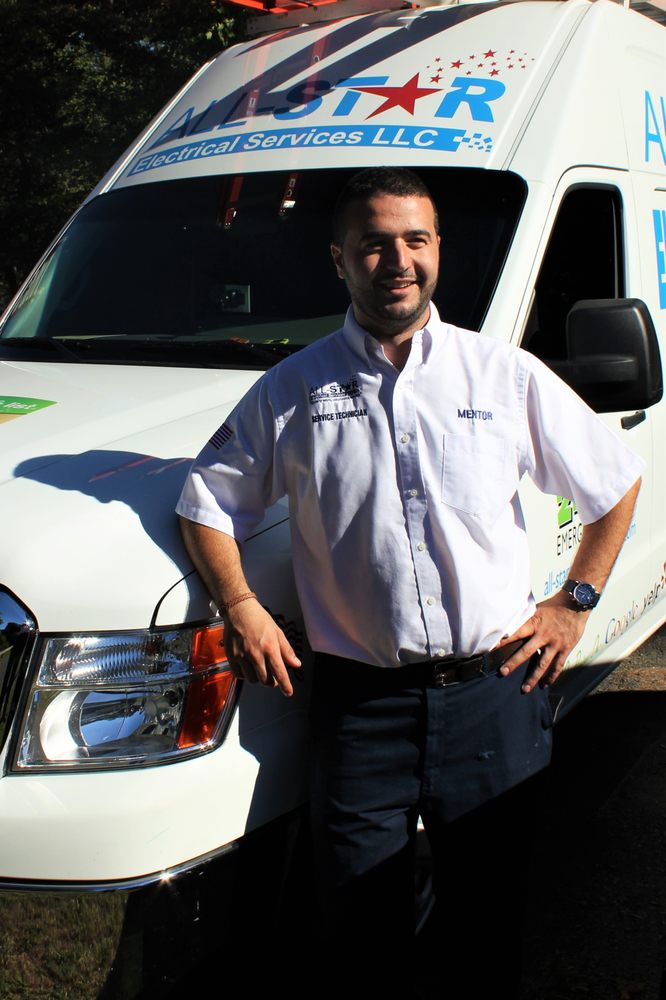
<box><xmin>224</xmin><ymin>598</ymin><xmax>301</xmax><ymax>697</ymax></box>
<box><xmin>178</xmin><ymin>517</ymin><xmax>302</xmax><ymax>697</ymax></box>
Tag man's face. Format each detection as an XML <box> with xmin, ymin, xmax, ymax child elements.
<box><xmin>330</xmin><ymin>193</ymin><xmax>440</xmax><ymax>340</ymax></box>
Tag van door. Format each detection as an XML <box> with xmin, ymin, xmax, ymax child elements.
<box><xmin>517</xmin><ymin>170</ymin><xmax>658</xmax><ymax>671</ymax></box>
<box><xmin>630</xmin><ymin>175</ymin><xmax>666</xmax><ymax>588</ymax></box>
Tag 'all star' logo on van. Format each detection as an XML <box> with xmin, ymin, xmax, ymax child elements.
<box><xmin>149</xmin><ymin>45</ymin><xmax>535</xmax><ymax>147</ymax></box>
<box><xmin>128</xmin><ymin>41</ymin><xmax>537</xmax><ymax>176</ymax></box>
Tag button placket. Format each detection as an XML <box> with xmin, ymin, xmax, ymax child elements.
<box><xmin>392</xmin><ymin>362</ymin><xmax>451</xmax><ymax>653</ymax></box>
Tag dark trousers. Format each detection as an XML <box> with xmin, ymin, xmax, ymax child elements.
<box><xmin>309</xmin><ymin>653</ymin><xmax>554</xmax><ymax>998</ymax></box>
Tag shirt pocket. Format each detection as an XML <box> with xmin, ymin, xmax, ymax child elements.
<box><xmin>441</xmin><ymin>432</ymin><xmax>509</xmax><ymax>522</ymax></box>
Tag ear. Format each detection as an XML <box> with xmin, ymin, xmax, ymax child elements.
<box><xmin>330</xmin><ymin>243</ymin><xmax>345</xmax><ymax>280</ymax></box>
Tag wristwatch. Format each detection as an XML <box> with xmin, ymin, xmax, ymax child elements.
<box><xmin>563</xmin><ymin>578</ymin><xmax>602</xmax><ymax>611</ymax></box>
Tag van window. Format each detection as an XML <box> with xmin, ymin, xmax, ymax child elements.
<box><xmin>521</xmin><ymin>187</ymin><xmax>624</xmax><ymax>361</ymax></box>
<box><xmin>0</xmin><ymin>169</ymin><xmax>525</xmax><ymax>369</ymax></box>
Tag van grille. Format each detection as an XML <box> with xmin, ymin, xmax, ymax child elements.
<box><xmin>0</xmin><ymin>589</ymin><xmax>36</xmax><ymax>761</ymax></box>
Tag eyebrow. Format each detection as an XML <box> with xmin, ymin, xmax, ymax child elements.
<box><xmin>361</xmin><ymin>229</ymin><xmax>433</xmax><ymax>240</ymax></box>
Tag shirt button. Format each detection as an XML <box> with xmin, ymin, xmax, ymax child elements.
<box><xmin>426</xmin><ymin>597</ymin><xmax>435</xmax><ymax>606</ymax></box>
<box><xmin>400</xmin><ymin>433</ymin><xmax>410</xmax><ymax>444</ymax></box>
<box><xmin>409</xmin><ymin>488</ymin><xmax>418</xmax><ymax>498</ymax></box>
<box><xmin>436</xmin><ymin>648</ymin><xmax>446</xmax><ymax>657</ymax></box>
<box><xmin>417</xmin><ymin>542</ymin><xmax>426</xmax><ymax>552</ymax></box>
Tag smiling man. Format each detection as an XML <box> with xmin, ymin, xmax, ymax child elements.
<box><xmin>177</xmin><ymin>168</ymin><xmax>642</xmax><ymax>997</ymax></box>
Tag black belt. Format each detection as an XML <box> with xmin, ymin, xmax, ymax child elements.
<box><xmin>426</xmin><ymin>639</ymin><xmax>526</xmax><ymax>687</ymax></box>
<box><xmin>315</xmin><ymin>639</ymin><xmax>528</xmax><ymax>689</ymax></box>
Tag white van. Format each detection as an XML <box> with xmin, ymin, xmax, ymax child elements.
<box><xmin>0</xmin><ymin>0</ymin><xmax>664</xmax><ymax>993</ymax></box>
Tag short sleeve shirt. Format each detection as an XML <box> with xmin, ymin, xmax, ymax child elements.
<box><xmin>176</xmin><ymin>304</ymin><xmax>645</xmax><ymax>667</ymax></box>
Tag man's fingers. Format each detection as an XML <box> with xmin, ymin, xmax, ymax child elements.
<box><xmin>278</xmin><ymin>631</ymin><xmax>301</xmax><ymax>669</ymax></box>
<box><xmin>497</xmin><ymin>618</ymin><xmax>538</xmax><ymax>646</ymax></box>
<box><xmin>230</xmin><ymin>649</ymin><xmax>294</xmax><ymax>696</ymax></box>
<box><xmin>521</xmin><ymin>648</ymin><xmax>565</xmax><ymax>693</ymax></box>
<box><xmin>499</xmin><ymin>602</ymin><xmax>585</xmax><ymax>692</ymax></box>
<box><xmin>265</xmin><ymin>652</ymin><xmax>294</xmax><ymax>697</ymax></box>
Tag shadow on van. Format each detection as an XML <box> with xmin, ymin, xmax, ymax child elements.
<box><xmin>14</xmin><ymin>449</ymin><xmax>194</xmax><ymax>573</ymax></box>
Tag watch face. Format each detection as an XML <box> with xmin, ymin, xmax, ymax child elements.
<box><xmin>573</xmin><ymin>583</ymin><xmax>597</xmax><ymax>607</ymax></box>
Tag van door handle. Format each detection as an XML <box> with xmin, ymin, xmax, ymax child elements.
<box><xmin>621</xmin><ymin>410</ymin><xmax>646</xmax><ymax>430</ymax></box>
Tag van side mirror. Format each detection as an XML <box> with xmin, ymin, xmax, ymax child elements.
<box><xmin>546</xmin><ymin>298</ymin><xmax>663</xmax><ymax>413</ymax></box>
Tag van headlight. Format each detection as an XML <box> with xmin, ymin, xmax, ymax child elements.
<box><xmin>13</xmin><ymin>623</ymin><xmax>236</xmax><ymax>770</ymax></box>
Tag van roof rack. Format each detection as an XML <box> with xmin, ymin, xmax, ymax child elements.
<box><xmin>225</xmin><ymin>0</ymin><xmax>666</xmax><ymax>36</ymax></box>
<box><xmin>226</xmin><ymin>0</ymin><xmax>460</xmax><ymax>37</ymax></box>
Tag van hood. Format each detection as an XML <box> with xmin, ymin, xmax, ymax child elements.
<box><xmin>0</xmin><ymin>361</ymin><xmax>287</xmax><ymax>632</ymax></box>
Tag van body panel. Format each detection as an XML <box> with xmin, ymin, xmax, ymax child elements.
<box><xmin>0</xmin><ymin>364</ymin><xmax>293</xmax><ymax>631</ymax></box>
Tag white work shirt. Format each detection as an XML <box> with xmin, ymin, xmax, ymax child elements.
<box><xmin>177</xmin><ymin>304</ymin><xmax>644</xmax><ymax>667</ymax></box>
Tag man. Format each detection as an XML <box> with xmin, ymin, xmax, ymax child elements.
<box><xmin>177</xmin><ymin>168</ymin><xmax>642</xmax><ymax>996</ymax></box>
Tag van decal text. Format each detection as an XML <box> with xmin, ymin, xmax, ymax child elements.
<box><xmin>653</xmin><ymin>209</ymin><xmax>666</xmax><ymax>309</ymax></box>
<box><xmin>645</xmin><ymin>90</ymin><xmax>666</xmax><ymax>166</ymax></box>
<box><xmin>0</xmin><ymin>395</ymin><xmax>56</xmax><ymax>424</ymax></box>
<box><xmin>129</xmin><ymin>124</ymin><xmax>490</xmax><ymax>175</ymax></box>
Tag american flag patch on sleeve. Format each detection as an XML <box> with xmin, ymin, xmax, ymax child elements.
<box><xmin>209</xmin><ymin>422</ymin><xmax>234</xmax><ymax>449</ymax></box>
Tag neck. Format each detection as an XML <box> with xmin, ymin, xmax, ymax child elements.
<box><xmin>381</xmin><ymin>336</ymin><xmax>413</xmax><ymax>371</ymax></box>
<box><xmin>363</xmin><ymin>308</ymin><xmax>430</xmax><ymax>371</ymax></box>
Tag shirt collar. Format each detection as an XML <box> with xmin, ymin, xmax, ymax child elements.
<box><xmin>341</xmin><ymin>302</ymin><xmax>441</xmax><ymax>369</ymax></box>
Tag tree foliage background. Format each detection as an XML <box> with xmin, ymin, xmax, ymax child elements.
<box><xmin>0</xmin><ymin>0</ymin><xmax>240</xmax><ymax>309</ymax></box>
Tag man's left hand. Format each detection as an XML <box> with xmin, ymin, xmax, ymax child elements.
<box><xmin>496</xmin><ymin>592</ymin><xmax>588</xmax><ymax>693</ymax></box>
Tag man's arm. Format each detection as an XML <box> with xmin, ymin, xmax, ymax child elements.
<box><xmin>498</xmin><ymin>477</ymin><xmax>641</xmax><ymax>693</ymax></box>
<box><xmin>179</xmin><ymin>517</ymin><xmax>301</xmax><ymax>697</ymax></box>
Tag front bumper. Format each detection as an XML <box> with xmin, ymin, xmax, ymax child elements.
<box><xmin>0</xmin><ymin>807</ymin><xmax>313</xmax><ymax>999</ymax></box>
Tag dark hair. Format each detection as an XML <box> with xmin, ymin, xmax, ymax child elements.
<box><xmin>332</xmin><ymin>167</ymin><xmax>439</xmax><ymax>243</ymax></box>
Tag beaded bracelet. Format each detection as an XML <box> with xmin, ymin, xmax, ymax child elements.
<box><xmin>220</xmin><ymin>591</ymin><xmax>257</xmax><ymax>615</ymax></box>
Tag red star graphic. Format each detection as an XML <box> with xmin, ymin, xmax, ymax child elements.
<box><xmin>483</xmin><ymin>49</ymin><xmax>496</xmax><ymax>58</ymax></box>
<box><xmin>490</xmin><ymin>68</ymin><xmax>499</xmax><ymax>76</ymax></box>
<box><xmin>430</xmin><ymin>74</ymin><xmax>442</xmax><ymax>83</ymax></box>
<box><xmin>469</xmin><ymin>54</ymin><xmax>475</xmax><ymax>59</ymax></box>
<box><xmin>451</xmin><ymin>59</ymin><xmax>463</xmax><ymax>68</ymax></box>
<box><xmin>435</xmin><ymin>56</ymin><xmax>441</xmax><ymax>62</ymax></box>
<box><xmin>349</xmin><ymin>74</ymin><xmax>443</xmax><ymax>120</ymax></box>
<box><xmin>507</xmin><ymin>64</ymin><xmax>514</xmax><ymax>69</ymax></box>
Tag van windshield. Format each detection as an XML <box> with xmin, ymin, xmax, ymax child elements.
<box><xmin>0</xmin><ymin>169</ymin><xmax>525</xmax><ymax>368</ymax></box>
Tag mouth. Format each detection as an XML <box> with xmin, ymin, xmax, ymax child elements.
<box><xmin>379</xmin><ymin>276</ymin><xmax>418</xmax><ymax>293</ymax></box>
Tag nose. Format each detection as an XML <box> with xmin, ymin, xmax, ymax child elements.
<box><xmin>384</xmin><ymin>239</ymin><xmax>410</xmax><ymax>272</ymax></box>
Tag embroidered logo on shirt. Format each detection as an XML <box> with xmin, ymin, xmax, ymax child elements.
<box><xmin>309</xmin><ymin>376</ymin><xmax>361</xmax><ymax>405</ymax></box>
<box><xmin>457</xmin><ymin>407</ymin><xmax>493</xmax><ymax>421</ymax></box>
<box><xmin>312</xmin><ymin>407</ymin><xmax>368</xmax><ymax>424</ymax></box>
<box><xmin>209</xmin><ymin>422</ymin><xmax>234</xmax><ymax>449</ymax></box>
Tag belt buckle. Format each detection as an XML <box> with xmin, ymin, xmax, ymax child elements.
<box><xmin>432</xmin><ymin>661</ymin><xmax>459</xmax><ymax>688</ymax></box>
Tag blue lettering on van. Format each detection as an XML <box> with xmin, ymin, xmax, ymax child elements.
<box><xmin>653</xmin><ymin>209</ymin><xmax>666</xmax><ymax>309</ymax></box>
<box><xmin>129</xmin><ymin>124</ymin><xmax>490</xmax><ymax>175</ymax></box>
<box><xmin>274</xmin><ymin>81</ymin><xmax>332</xmax><ymax>120</ymax></box>
<box><xmin>645</xmin><ymin>90</ymin><xmax>666</xmax><ymax>165</ymax></box>
<box><xmin>150</xmin><ymin>73</ymin><xmax>507</xmax><ymax>149</ymax></box>
<box><xmin>332</xmin><ymin>78</ymin><xmax>390</xmax><ymax>116</ymax></box>
<box><xmin>435</xmin><ymin>76</ymin><xmax>506</xmax><ymax>122</ymax></box>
